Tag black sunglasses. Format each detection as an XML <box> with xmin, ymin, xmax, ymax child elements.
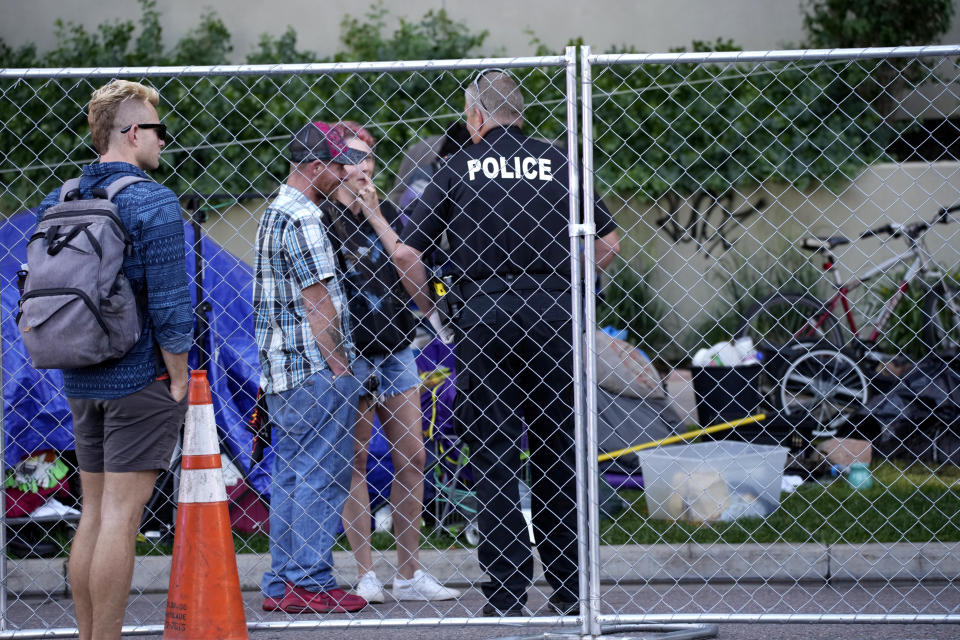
<box><xmin>470</xmin><ymin>67</ymin><xmax>511</xmax><ymax>113</ymax></box>
<box><xmin>120</xmin><ymin>122</ymin><xmax>167</xmax><ymax>144</ymax></box>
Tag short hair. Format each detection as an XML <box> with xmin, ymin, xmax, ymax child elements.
<box><xmin>464</xmin><ymin>70</ymin><xmax>524</xmax><ymax>123</ymax></box>
<box><xmin>335</xmin><ymin>121</ymin><xmax>376</xmax><ymax>148</ymax></box>
<box><xmin>88</xmin><ymin>80</ymin><xmax>160</xmax><ymax>154</ymax></box>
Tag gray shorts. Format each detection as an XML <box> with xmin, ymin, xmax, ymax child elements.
<box><xmin>68</xmin><ymin>380</ymin><xmax>189</xmax><ymax>473</ymax></box>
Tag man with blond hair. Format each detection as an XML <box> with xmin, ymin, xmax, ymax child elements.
<box><xmin>32</xmin><ymin>79</ymin><xmax>192</xmax><ymax>639</ymax></box>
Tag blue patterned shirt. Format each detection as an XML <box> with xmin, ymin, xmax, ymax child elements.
<box><xmin>253</xmin><ymin>184</ymin><xmax>353</xmax><ymax>394</ymax></box>
<box><xmin>34</xmin><ymin>162</ymin><xmax>194</xmax><ymax>399</ymax></box>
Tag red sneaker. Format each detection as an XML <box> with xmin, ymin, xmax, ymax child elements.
<box><xmin>263</xmin><ymin>584</ymin><xmax>291</xmax><ymax>611</ymax></box>
<box><xmin>280</xmin><ymin>586</ymin><xmax>367</xmax><ymax>613</ymax></box>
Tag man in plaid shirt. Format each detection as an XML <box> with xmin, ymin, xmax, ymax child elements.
<box><xmin>253</xmin><ymin>121</ymin><xmax>369</xmax><ymax>614</ymax></box>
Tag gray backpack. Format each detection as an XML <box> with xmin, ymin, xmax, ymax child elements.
<box><xmin>17</xmin><ymin>176</ymin><xmax>149</xmax><ymax>369</ymax></box>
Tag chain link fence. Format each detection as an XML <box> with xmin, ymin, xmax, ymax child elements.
<box><xmin>583</xmin><ymin>44</ymin><xmax>960</xmax><ymax>628</ymax></box>
<box><xmin>2</xmin><ymin>44</ymin><xmax>960</xmax><ymax>636</ymax></box>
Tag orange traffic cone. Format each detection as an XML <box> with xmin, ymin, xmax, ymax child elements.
<box><xmin>164</xmin><ymin>370</ymin><xmax>248</xmax><ymax>639</ymax></box>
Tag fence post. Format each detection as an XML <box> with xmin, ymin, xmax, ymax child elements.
<box><xmin>564</xmin><ymin>43</ymin><xmax>593</xmax><ymax>638</ymax></box>
<box><xmin>579</xmin><ymin>44</ymin><xmax>604</xmax><ymax>639</ymax></box>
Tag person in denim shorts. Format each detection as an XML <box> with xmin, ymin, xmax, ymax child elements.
<box><xmin>331</xmin><ymin>123</ymin><xmax>460</xmax><ymax>604</ymax></box>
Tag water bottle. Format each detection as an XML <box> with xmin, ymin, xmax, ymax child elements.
<box><xmin>16</xmin><ymin>263</ymin><xmax>28</xmax><ymax>295</ymax></box>
<box><xmin>846</xmin><ymin>463</ymin><xmax>874</xmax><ymax>490</ymax></box>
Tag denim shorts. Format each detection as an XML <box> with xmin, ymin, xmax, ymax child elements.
<box><xmin>351</xmin><ymin>346</ymin><xmax>420</xmax><ymax>401</ymax></box>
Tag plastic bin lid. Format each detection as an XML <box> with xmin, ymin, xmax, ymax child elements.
<box><xmin>634</xmin><ymin>441</ymin><xmax>788</xmax><ymax>462</ymax></box>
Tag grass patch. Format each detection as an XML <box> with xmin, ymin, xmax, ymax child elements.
<box><xmin>600</xmin><ymin>462</ymin><xmax>960</xmax><ymax>545</ymax></box>
<box><xmin>13</xmin><ymin>462</ymin><xmax>959</xmax><ymax>560</ymax></box>
<box><xmin>130</xmin><ymin>525</ymin><xmax>466</xmax><ymax>559</ymax></box>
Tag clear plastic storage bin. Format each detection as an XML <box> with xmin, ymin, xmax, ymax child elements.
<box><xmin>635</xmin><ymin>441</ymin><xmax>788</xmax><ymax>523</ymax></box>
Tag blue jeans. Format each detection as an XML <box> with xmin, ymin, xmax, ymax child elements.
<box><xmin>261</xmin><ymin>370</ymin><xmax>361</xmax><ymax>596</ymax></box>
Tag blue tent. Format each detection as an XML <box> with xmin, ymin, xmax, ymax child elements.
<box><xmin>1</xmin><ymin>210</ymin><xmax>393</xmax><ymax>503</ymax></box>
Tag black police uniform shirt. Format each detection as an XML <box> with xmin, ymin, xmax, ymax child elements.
<box><xmin>400</xmin><ymin>125</ymin><xmax>616</xmax><ymax>282</ymax></box>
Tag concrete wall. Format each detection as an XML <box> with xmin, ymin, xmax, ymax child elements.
<box><xmin>200</xmin><ymin>161</ymin><xmax>960</xmax><ymax>354</ymax></box>
<box><xmin>5</xmin><ymin>0</ymin><xmax>949</xmax><ymax>62</ymax></box>
<box><xmin>611</xmin><ymin>161</ymin><xmax>960</xmax><ymax>351</ymax></box>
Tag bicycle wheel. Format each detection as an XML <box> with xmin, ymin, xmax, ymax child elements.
<box><xmin>736</xmin><ymin>293</ymin><xmax>842</xmax><ymax>348</ymax></box>
<box><xmin>923</xmin><ymin>283</ymin><xmax>960</xmax><ymax>353</ymax></box>
<box><xmin>778</xmin><ymin>347</ymin><xmax>869</xmax><ymax>438</ymax></box>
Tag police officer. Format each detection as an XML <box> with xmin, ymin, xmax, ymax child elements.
<box><xmin>395</xmin><ymin>69</ymin><xmax>619</xmax><ymax>616</ymax></box>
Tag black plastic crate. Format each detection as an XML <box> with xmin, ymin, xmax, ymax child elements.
<box><xmin>691</xmin><ymin>364</ymin><xmax>763</xmax><ymax>429</ymax></box>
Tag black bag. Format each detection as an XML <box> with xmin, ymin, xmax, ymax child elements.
<box><xmin>855</xmin><ymin>357</ymin><xmax>960</xmax><ymax>464</ymax></box>
<box><xmin>322</xmin><ymin>201</ymin><xmax>416</xmax><ymax>357</ymax></box>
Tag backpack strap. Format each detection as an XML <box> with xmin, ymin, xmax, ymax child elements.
<box><xmin>58</xmin><ymin>178</ymin><xmax>83</xmax><ymax>203</ymax></box>
<box><xmin>56</xmin><ymin>175</ymin><xmax>150</xmax><ymax>204</ymax></box>
<box><xmin>103</xmin><ymin>175</ymin><xmax>159</xmax><ymax>373</ymax></box>
<box><xmin>319</xmin><ymin>203</ymin><xmax>351</xmax><ymax>278</ymax></box>
<box><xmin>104</xmin><ymin>176</ymin><xmax>150</xmax><ymax>201</ymax></box>
<box><xmin>101</xmin><ymin>176</ymin><xmax>152</xmax><ymax>249</ymax></box>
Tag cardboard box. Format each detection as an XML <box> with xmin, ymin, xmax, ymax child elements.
<box><xmin>816</xmin><ymin>437</ymin><xmax>872</xmax><ymax>467</ymax></box>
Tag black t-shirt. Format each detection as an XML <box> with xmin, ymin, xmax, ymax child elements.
<box><xmin>323</xmin><ymin>199</ymin><xmax>416</xmax><ymax>356</ymax></box>
<box><xmin>400</xmin><ymin>126</ymin><xmax>616</xmax><ymax>281</ymax></box>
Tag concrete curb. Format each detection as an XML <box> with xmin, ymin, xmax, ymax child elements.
<box><xmin>6</xmin><ymin>542</ymin><xmax>960</xmax><ymax>596</ymax></box>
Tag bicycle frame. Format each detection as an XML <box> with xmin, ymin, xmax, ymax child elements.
<box><xmin>807</xmin><ymin>222</ymin><xmax>950</xmax><ymax>348</ymax></box>
<box><xmin>749</xmin><ymin>205</ymin><xmax>960</xmax><ymax>440</ymax></box>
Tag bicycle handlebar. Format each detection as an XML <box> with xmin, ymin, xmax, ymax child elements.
<box><xmin>938</xmin><ymin>203</ymin><xmax>960</xmax><ymax>224</ymax></box>
<box><xmin>859</xmin><ymin>224</ymin><xmax>893</xmax><ymax>240</ymax></box>
<box><xmin>801</xmin><ymin>204</ymin><xmax>959</xmax><ymax>252</ymax></box>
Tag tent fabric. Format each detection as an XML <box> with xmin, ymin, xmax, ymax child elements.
<box><xmin>597</xmin><ymin>388</ymin><xmax>682</xmax><ymax>475</ymax></box>
<box><xmin>4</xmin><ymin>207</ymin><xmax>677</xmax><ymax>508</ymax></box>
<box><xmin>0</xmin><ymin>209</ymin><xmax>264</xmax><ymax>485</ymax></box>
<box><xmin>415</xmin><ymin>337</ymin><xmax>467</xmax><ymax>506</ymax></box>
<box><xmin>1</xmin><ymin>210</ymin><xmax>397</xmax><ymax>502</ymax></box>
<box><xmin>597</xmin><ymin>389</ymin><xmax>682</xmax><ymax>454</ymax></box>
<box><xmin>1</xmin><ymin>210</ymin><xmax>75</xmax><ymax>466</ymax></box>
<box><xmin>856</xmin><ymin>357</ymin><xmax>960</xmax><ymax>465</ymax></box>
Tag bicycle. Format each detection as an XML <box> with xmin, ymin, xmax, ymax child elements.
<box><xmin>736</xmin><ymin>204</ymin><xmax>960</xmax><ymax>436</ymax></box>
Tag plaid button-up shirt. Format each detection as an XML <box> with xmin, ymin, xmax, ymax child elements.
<box><xmin>254</xmin><ymin>184</ymin><xmax>353</xmax><ymax>394</ymax></box>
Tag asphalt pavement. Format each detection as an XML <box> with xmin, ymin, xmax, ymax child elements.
<box><xmin>5</xmin><ymin>580</ymin><xmax>959</xmax><ymax>640</ymax></box>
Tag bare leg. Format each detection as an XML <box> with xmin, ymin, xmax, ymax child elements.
<box><xmin>378</xmin><ymin>387</ymin><xmax>426</xmax><ymax>579</ymax></box>
<box><xmin>87</xmin><ymin>470</ymin><xmax>157</xmax><ymax>640</ymax></box>
<box><xmin>342</xmin><ymin>397</ymin><xmax>375</xmax><ymax>576</ymax></box>
<box><xmin>68</xmin><ymin>471</ymin><xmax>104</xmax><ymax>640</ymax></box>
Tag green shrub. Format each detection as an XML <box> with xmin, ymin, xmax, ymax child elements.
<box><xmin>0</xmin><ymin>1</ymin><xmax>498</xmax><ymax>210</ymax></box>
<box><xmin>2</xmin><ymin>1</ymin><xmax>901</xmax><ymax>218</ymax></box>
<box><xmin>802</xmin><ymin>0</ymin><xmax>954</xmax><ymax>120</ymax></box>
<box><xmin>686</xmin><ymin>246</ymin><xmax>826</xmax><ymax>352</ymax></box>
<box><xmin>803</xmin><ymin>0</ymin><xmax>955</xmax><ymax>48</ymax></box>
<box><xmin>591</xmin><ymin>40</ymin><xmax>894</xmax><ymax>203</ymax></box>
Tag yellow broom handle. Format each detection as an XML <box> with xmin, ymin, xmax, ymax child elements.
<box><xmin>596</xmin><ymin>413</ymin><xmax>767</xmax><ymax>463</ymax></box>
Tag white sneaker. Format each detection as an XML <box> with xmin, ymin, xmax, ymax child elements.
<box><xmin>353</xmin><ymin>571</ymin><xmax>385</xmax><ymax>604</ymax></box>
<box><xmin>392</xmin><ymin>569</ymin><xmax>461</xmax><ymax>601</ymax></box>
